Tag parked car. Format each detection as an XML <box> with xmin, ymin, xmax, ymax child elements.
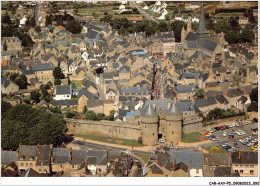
<box><xmin>234</xmin><ymin>143</ymin><xmax>239</xmax><ymax>148</ymax></box>
<box><xmin>223</xmin><ymin>132</ymin><xmax>227</xmax><ymax>137</ymax></box>
<box><xmin>171</xmin><ymin>146</ymin><xmax>179</xmax><ymax>149</ymax></box>
<box><xmin>228</xmin><ymin>147</ymin><xmax>237</xmax><ymax>152</ymax></box>
<box><xmin>159</xmin><ymin>138</ymin><xmax>165</xmax><ymax>143</ymax></box>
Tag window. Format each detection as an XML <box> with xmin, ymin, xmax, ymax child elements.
<box><xmin>250</xmin><ymin>170</ymin><xmax>254</xmax><ymax>174</ymax></box>
<box><xmin>169</xmin><ymin>124</ymin><xmax>171</xmax><ymax>126</ymax></box>
<box><xmin>21</xmin><ymin>163</ymin><xmax>24</xmax><ymax>166</ymax></box>
<box><xmin>245</xmin><ymin>165</ymin><xmax>249</xmax><ymax>167</ymax></box>
<box><xmin>39</xmin><ymin>169</ymin><xmax>42</xmax><ymax>173</ymax></box>
<box><xmin>153</xmin><ymin>133</ymin><xmax>154</xmax><ymax>136</ymax></box>
<box><xmin>235</xmin><ymin>170</ymin><xmax>238</xmax><ymax>173</ymax></box>
<box><xmin>60</xmin><ymin>165</ymin><xmax>63</xmax><ymax>168</ymax></box>
<box><xmin>26</xmin><ymin>163</ymin><xmax>28</xmax><ymax>167</ymax></box>
<box><xmin>240</xmin><ymin>170</ymin><xmax>244</xmax><ymax>173</ymax></box>
<box><xmin>235</xmin><ymin>165</ymin><xmax>239</xmax><ymax>167</ymax></box>
<box><xmin>240</xmin><ymin>165</ymin><xmax>243</xmax><ymax>167</ymax></box>
<box><xmin>44</xmin><ymin>169</ymin><xmax>47</xmax><ymax>173</ymax></box>
<box><xmin>196</xmin><ymin>169</ymin><xmax>199</xmax><ymax>174</ymax></box>
<box><xmin>172</xmin><ymin>131</ymin><xmax>174</xmax><ymax>134</ymax></box>
<box><xmin>72</xmin><ymin>165</ymin><xmax>75</xmax><ymax>168</ymax></box>
<box><xmin>250</xmin><ymin>165</ymin><xmax>254</xmax><ymax>168</ymax></box>
<box><xmin>30</xmin><ymin>163</ymin><xmax>33</xmax><ymax>167</ymax></box>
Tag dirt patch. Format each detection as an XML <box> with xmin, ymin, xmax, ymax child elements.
<box><xmin>199</xmin><ymin>137</ymin><xmax>206</xmax><ymax>141</ymax></box>
<box><xmin>115</xmin><ymin>140</ymin><xmax>123</xmax><ymax>144</ymax></box>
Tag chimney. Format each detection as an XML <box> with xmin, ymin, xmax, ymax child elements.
<box><xmin>213</xmin><ymin>94</ymin><xmax>216</xmax><ymax>97</ymax></box>
<box><xmin>153</xmin><ymin>103</ymin><xmax>156</xmax><ymax>111</ymax></box>
<box><xmin>239</xmin><ymin>152</ymin><xmax>241</xmax><ymax>159</ymax></box>
<box><xmin>173</xmin><ymin>158</ymin><xmax>176</xmax><ymax>170</ymax></box>
<box><xmin>204</xmin><ymin>95</ymin><xmax>207</xmax><ymax>99</ymax></box>
<box><xmin>86</xmin><ymin>148</ymin><xmax>89</xmax><ymax>152</ymax></box>
<box><xmin>16</xmin><ymin>150</ymin><xmax>19</xmax><ymax>155</ymax></box>
<box><xmin>223</xmin><ymin>90</ymin><xmax>227</xmax><ymax>96</ymax></box>
<box><xmin>153</xmin><ymin>160</ymin><xmax>158</xmax><ymax>164</ymax></box>
<box><xmin>37</xmin><ymin>144</ymin><xmax>39</xmax><ymax>151</ymax></box>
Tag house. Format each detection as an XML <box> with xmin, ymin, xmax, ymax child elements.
<box><xmin>235</xmin><ymin>96</ymin><xmax>251</xmax><ymax>111</ymax></box>
<box><xmin>187</xmin><ymin>2</ymin><xmax>200</xmax><ymax>9</ymax></box>
<box><xmin>1</xmin><ymin>151</ymin><xmax>18</xmax><ymax>167</ymax></box>
<box><xmin>231</xmin><ymin>151</ymin><xmax>258</xmax><ymax>177</ymax></box>
<box><xmin>77</xmin><ymin>88</ymin><xmax>99</xmax><ymax>112</ymax></box>
<box><xmin>31</xmin><ymin>63</ymin><xmax>54</xmax><ymax>84</ymax></box>
<box><xmin>203</xmin><ymin>153</ymin><xmax>232</xmax><ymax>177</ymax></box>
<box><xmin>126</xmin><ymin>17</ymin><xmax>143</xmax><ymax>23</ymax></box>
<box><xmin>20</xmin><ymin>167</ymin><xmax>48</xmax><ymax>177</ymax></box>
<box><xmin>175</xmin><ymin>84</ymin><xmax>196</xmax><ymax>101</ymax></box>
<box><xmin>54</xmin><ymin>85</ymin><xmax>72</xmax><ymax>100</ymax></box>
<box><xmin>1</xmin><ymin>76</ymin><xmax>19</xmax><ymax>94</ymax></box>
<box><xmin>19</xmin><ymin>16</ymin><xmax>27</xmax><ymax>27</ymax></box>
<box><xmin>239</xmin><ymin>17</ymin><xmax>249</xmax><ymax>25</ymax></box>
<box><xmin>17</xmin><ymin>145</ymin><xmax>38</xmax><ymax>173</ymax></box>
<box><xmin>35</xmin><ymin>145</ymin><xmax>52</xmax><ymax>174</ymax></box>
<box><xmin>1</xmin><ymin>36</ymin><xmax>22</xmax><ymax>52</ymax></box>
<box><xmin>51</xmin><ymin>148</ymin><xmax>70</xmax><ymax>173</ymax></box>
<box><xmin>1</xmin><ymin>161</ymin><xmax>19</xmax><ymax>177</ymax></box>
<box><xmin>52</xmin><ymin>99</ymin><xmax>78</xmax><ymax>109</ymax></box>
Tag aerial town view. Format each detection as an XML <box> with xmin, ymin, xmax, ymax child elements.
<box><xmin>1</xmin><ymin>0</ymin><xmax>259</xmax><ymax>180</ymax></box>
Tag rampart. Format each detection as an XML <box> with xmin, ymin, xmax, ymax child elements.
<box><xmin>66</xmin><ymin>119</ymin><xmax>142</xmax><ymax>140</ymax></box>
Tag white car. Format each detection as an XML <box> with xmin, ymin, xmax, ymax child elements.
<box><xmin>171</xmin><ymin>146</ymin><xmax>179</xmax><ymax>149</ymax></box>
<box><xmin>232</xmin><ymin>123</ymin><xmax>236</xmax><ymax>127</ymax></box>
<box><xmin>159</xmin><ymin>139</ymin><xmax>165</xmax><ymax>143</ymax></box>
<box><xmin>223</xmin><ymin>132</ymin><xmax>227</xmax><ymax>137</ymax></box>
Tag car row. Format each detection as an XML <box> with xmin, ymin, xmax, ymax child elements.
<box><xmin>238</xmin><ymin>136</ymin><xmax>258</xmax><ymax>149</ymax></box>
<box><xmin>219</xmin><ymin>141</ymin><xmax>237</xmax><ymax>152</ymax></box>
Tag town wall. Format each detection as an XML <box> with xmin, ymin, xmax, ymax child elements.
<box><xmin>66</xmin><ymin>119</ymin><xmax>142</xmax><ymax>140</ymax></box>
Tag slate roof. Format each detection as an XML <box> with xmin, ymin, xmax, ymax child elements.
<box><xmin>166</xmin><ymin>103</ymin><xmax>182</xmax><ymax>115</ymax></box>
<box><xmin>31</xmin><ymin>63</ymin><xmax>54</xmax><ymax>72</ymax></box>
<box><xmin>119</xmin><ymin>87</ymin><xmax>149</xmax><ymax>95</ymax></box>
<box><xmin>18</xmin><ymin>145</ymin><xmax>37</xmax><ymax>161</ymax></box>
<box><xmin>52</xmin><ymin>99</ymin><xmax>78</xmax><ymax>107</ymax></box>
<box><xmin>196</xmin><ymin>2</ymin><xmax>208</xmax><ymax>35</ymax></box>
<box><xmin>1</xmin><ymin>76</ymin><xmax>12</xmax><ymax>88</ymax></box>
<box><xmin>238</xmin><ymin>96</ymin><xmax>248</xmax><ymax>104</ymax></box>
<box><xmin>151</xmin><ymin>164</ymin><xmax>164</xmax><ymax>174</ymax></box>
<box><xmin>214</xmin><ymin>167</ymin><xmax>239</xmax><ymax>177</ymax></box>
<box><xmin>176</xmin><ymin>85</ymin><xmax>196</xmax><ymax>93</ymax></box>
<box><xmin>176</xmin><ymin>101</ymin><xmax>195</xmax><ymax>112</ymax></box>
<box><xmin>169</xmin><ymin>151</ymin><xmax>203</xmax><ymax>169</ymax></box>
<box><xmin>227</xmin><ymin>88</ymin><xmax>243</xmax><ymax>97</ymax></box>
<box><xmin>52</xmin><ymin>148</ymin><xmax>70</xmax><ymax>164</ymax></box>
<box><xmin>215</xmin><ymin>95</ymin><xmax>229</xmax><ymax>104</ymax></box>
<box><xmin>56</xmin><ymin>85</ymin><xmax>72</xmax><ymax>95</ymax></box>
<box><xmin>1</xmin><ymin>151</ymin><xmax>17</xmax><ymax>165</ymax></box>
<box><xmin>181</xmin><ymin>73</ymin><xmax>201</xmax><ymax>79</ymax></box>
<box><xmin>21</xmin><ymin>168</ymin><xmax>48</xmax><ymax>177</ymax></box>
<box><xmin>231</xmin><ymin>151</ymin><xmax>258</xmax><ymax>164</ymax></box>
<box><xmin>199</xmin><ymin>39</ymin><xmax>218</xmax><ymax>52</ymax></box>
<box><xmin>157</xmin><ymin>152</ymin><xmax>170</xmax><ymax>167</ymax></box>
<box><xmin>187</xmin><ymin>40</ymin><xmax>198</xmax><ymax>48</ymax></box>
<box><xmin>71</xmin><ymin>150</ymin><xmax>87</xmax><ymax>165</ymax></box>
<box><xmin>203</xmin><ymin>153</ymin><xmax>231</xmax><ymax>166</ymax></box>
<box><xmin>140</xmin><ymin>103</ymin><xmax>158</xmax><ymax>118</ymax></box>
<box><xmin>36</xmin><ymin>145</ymin><xmax>51</xmax><ymax>166</ymax></box>
<box><xmin>78</xmin><ymin>88</ymin><xmax>99</xmax><ymax>100</ymax></box>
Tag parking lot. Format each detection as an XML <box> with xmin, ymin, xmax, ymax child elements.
<box><xmin>203</xmin><ymin>121</ymin><xmax>258</xmax><ymax>151</ymax></box>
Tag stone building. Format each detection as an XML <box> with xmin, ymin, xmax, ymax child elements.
<box><xmin>139</xmin><ymin>99</ymin><xmax>202</xmax><ymax>146</ymax></box>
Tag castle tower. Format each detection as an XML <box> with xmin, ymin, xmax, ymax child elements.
<box><xmin>140</xmin><ymin>103</ymin><xmax>159</xmax><ymax>146</ymax></box>
<box><xmin>187</xmin><ymin>17</ymin><xmax>192</xmax><ymax>33</ymax></box>
<box><xmin>165</xmin><ymin>102</ymin><xmax>183</xmax><ymax>143</ymax></box>
<box><xmin>196</xmin><ymin>2</ymin><xmax>208</xmax><ymax>40</ymax></box>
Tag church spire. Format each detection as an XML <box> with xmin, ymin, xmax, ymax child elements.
<box><xmin>196</xmin><ymin>2</ymin><xmax>208</xmax><ymax>35</ymax></box>
<box><xmin>187</xmin><ymin>17</ymin><xmax>192</xmax><ymax>33</ymax></box>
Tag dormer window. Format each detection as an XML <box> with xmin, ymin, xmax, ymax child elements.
<box><xmin>29</xmin><ymin>155</ymin><xmax>35</xmax><ymax>160</ymax></box>
<box><xmin>20</xmin><ymin>155</ymin><xmax>25</xmax><ymax>160</ymax></box>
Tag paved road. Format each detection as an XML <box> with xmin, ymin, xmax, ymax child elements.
<box><xmin>129</xmin><ymin>1</ymin><xmax>159</xmax><ymax>23</ymax></box>
<box><xmin>70</xmin><ymin>140</ymin><xmax>154</xmax><ymax>155</ymax></box>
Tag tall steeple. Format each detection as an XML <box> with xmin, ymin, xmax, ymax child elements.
<box><xmin>187</xmin><ymin>17</ymin><xmax>192</xmax><ymax>33</ymax></box>
<box><xmin>196</xmin><ymin>2</ymin><xmax>208</xmax><ymax>35</ymax></box>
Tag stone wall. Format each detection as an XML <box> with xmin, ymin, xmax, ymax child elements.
<box><xmin>66</xmin><ymin>119</ymin><xmax>142</xmax><ymax>140</ymax></box>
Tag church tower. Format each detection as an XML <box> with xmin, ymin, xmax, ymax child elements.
<box><xmin>196</xmin><ymin>2</ymin><xmax>208</xmax><ymax>40</ymax></box>
<box><xmin>181</xmin><ymin>26</ymin><xmax>186</xmax><ymax>46</ymax></box>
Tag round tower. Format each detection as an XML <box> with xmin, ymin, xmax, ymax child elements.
<box><xmin>165</xmin><ymin>102</ymin><xmax>183</xmax><ymax>143</ymax></box>
<box><xmin>140</xmin><ymin>103</ymin><xmax>159</xmax><ymax>146</ymax></box>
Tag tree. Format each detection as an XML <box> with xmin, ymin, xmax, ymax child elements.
<box><xmin>240</xmin><ymin>29</ymin><xmax>255</xmax><ymax>43</ymax></box>
<box><xmin>10</xmin><ymin>73</ymin><xmax>19</xmax><ymax>82</ymax></box>
<box><xmin>66</xmin><ymin>112</ymin><xmax>76</xmax><ymax>118</ymax></box>
<box><xmin>14</xmin><ymin>74</ymin><xmax>27</xmax><ymax>89</ymax></box>
<box><xmin>53</xmin><ymin>67</ymin><xmax>65</xmax><ymax>79</ymax></box>
<box><xmin>1</xmin><ymin>104</ymin><xmax>67</xmax><ymax>150</ymax></box>
<box><xmin>30</xmin><ymin>90</ymin><xmax>41</xmax><ymax>103</ymax></box>
<box><xmin>65</xmin><ymin>20</ymin><xmax>82</xmax><ymax>34</ymax></box>
<box><xmin>96</xmin><ymin>67</ymin><xmax>104</xmax><ymax>74</ymax></box>
<box><xmin>104</xmin><ymin>11</ymin><xmax>108</xmax><ymax>15</ymax></box>
<box><xmin>85</xmin><ymin>110</ymin><xmax>96</xmax><ymax>120</ymax></box>
<box><xmin>138</xmin><ymin>137</ymin><xmax>143</xmax><ymax>144</ymax></box>
<box><xmin>158</xmin><ymin>21</ymin><xmax>169</xmax><ymax>32</ymax></box>
<box><xmin>109</xmin><ymin>110</ymin><xmax>115</xmax><ymax>121</ymax></box>
<box><xmin>96</xmin><ymin>113</ymin><xmax>105</xmax><ymax>120</ymax></box>
<box><xmin>247</xmin><ymin>102</ymin><xmax>258</xmax><ymax>112</ymax></box>
<box><xmin>34</xmin><ymin>26</ymin><xmax>41</xmax><ymax>33</ymax></box>
<box><xmin>133</xmin><ymin>8</ymin><xmax>139</xmax><ymax>14</ymax></box>
<box><xmin>194</xmin><ymin>89</ymin><xmax>204</xmax><ymax>98</ymax></box>
<box><xmin>54</xmin><ymin>79</ymin><xmax>62</xmax><ymax>85</ymax></box>
<box><xmin>2</xmin><ymin>12</ymin><xmax>11</xmax><ymax>24</ymax></box>
<box><xmin>1</xmin><ymin>100</ymin><xmax>12</xmax><ymax>119</ymax></box>
<box><xmin>249</xmin><ymin>87</ymin><xmax>258</xmax><ymax>103</ymax></box>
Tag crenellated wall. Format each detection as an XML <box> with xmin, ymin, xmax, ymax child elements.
<box><xmin>66</xmin><ymin>119</ymin><xmax>142</xmax><ymax>140</ymax></box>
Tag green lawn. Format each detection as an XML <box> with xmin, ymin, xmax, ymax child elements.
<box><xmin>71</xmin><ymin>80</ymin><xmax>82</xmax><ymax>89</ymax></box>
<box><xmin>133</xmin><ymin>153</ymin><xmax>151</xmax><ymax>163</ymax></box>
<box><xmin>181</xmin><ymin>132</ymin><xmax>205</xmax><ymax>143</ymax></box>
<box><xmin>74</xmin><ymin>134</ymin><xmax>145</xmax><ymax>147</ymax></box>
<box><xmin>205</xmin><ymin>145</ymin><xmax>229</xmax><ymax>153</ymax></box>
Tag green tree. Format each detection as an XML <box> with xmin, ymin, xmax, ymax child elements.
<box><xmin>240</xmin><ymin>29</ymin><xmax>255</xmax><ymax>43</ymax></box>
<box><xmin>247</xmin><ymin>102</ymin><xmax>258</xmax><ymax>112</ymax></box>
<box><xmin>158</xmin><ymin>21</ymin><xmax>168</xmax><ymax>32</ymax></box>
<box><xmin>85</xmin><ymin>110</ymin><xmax>96</xmax><ymax>120</ymax></box>
<box><xmin>30</xmin><ymin>90</ymin><xmax>41</xmax><ymax>103</ymax></box>
<box><xmin>54</xmin><ymin>79</ymin><xmax>62</xmax><ymax>85</ymax></box>
<box><xmin>138</xmin><ymin>137</ymin><xmax>143</xmax><ymax>144</ymax></box>
<box><xmin>109</xmin><ymin>110</ymin><xmax>115</xmax><ymax>121</ymax></box>
<box><xmin>10</xmin><ymin>73</ymin><xmax>19</xmax><ymax>82</ymax></box>
<box><xmin>104</xmin><ymin>11</ymin><xmax>108</xmax><ymax>15</ymax></box>
<box><xmin>1</xmin><ymin>104</ymin><xmax>67</xmax><ymax>150</ymax></box>
<box><xmin>194</xmin><ymin>88</ymin><xmax>204</xmax><ymax>98</ymax></box>
<box><xmin>53</xmin><ymin>67</ymin><xmax>65</xmax><ymax>79</ymax></box>
<box><xmin>96</xmin><ymin>113</ymin><xmax>105</xmax><ymax>120</ymax></box>
<box><xmin>65</xmin><ymin>20</ymin><xmax>82</xmax><ymax>34</ymax></box>
<box><xmin>2</xmin><ymin>12</ymin><xmax>11</xmax><ymax>24</ymax></box>
<box><xmin>1</xmin><ymin>100</ymin><xmax>12</xmax><ymax>119</ymax></box>
<box><xmin>14</xmin><ymin>75</ymin><xmax>27</xmax><ymax>89</ymax></box>
<box><xmin>66</xmin><ymin>112</ymin><xmax>76</xmax><ymax>118</ymax></box>
<box><xmin>249</xmin><ymin>87</ymin><xmax>258</xmax><ymax>103</ymax></box>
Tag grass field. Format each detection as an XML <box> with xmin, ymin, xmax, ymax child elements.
<box><xmin>71</xmin><ymin>80</ymin><xmax>82</xmax><ymax>89</ymax></box>
<box><xmin>74</xmin><ymin>134</ymin><xmax>145</xmax><ymax>147</ymax></box>
<box><xmin>181</xmin><ymin>132</ymin><xmax>206</xmax><ymax>143</ymax></box>
<box><xmin>205</xmin><ymin>145</ymin><xmax>229</xmax><ymax>153</ymax></box>
<box><xmin>133</xmin><ymin>153</ymin><xmax>151</xmax><ymax>163</ymax></box>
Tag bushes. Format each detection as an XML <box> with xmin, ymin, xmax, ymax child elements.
<box><xmin>203</xmin><ymin>108</ymin><xmax>245</xmax><ymax>122</ymax></box>
<box><xmin>138</xmin><ymin>137</ymin><xmax>143</xmax><ymax>144</ymax></box>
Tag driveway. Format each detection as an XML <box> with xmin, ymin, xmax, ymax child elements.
<box><xmin>129</xmin><ymin>1</ymin><xmax>159</xmax><ymax>23</ymax></box>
